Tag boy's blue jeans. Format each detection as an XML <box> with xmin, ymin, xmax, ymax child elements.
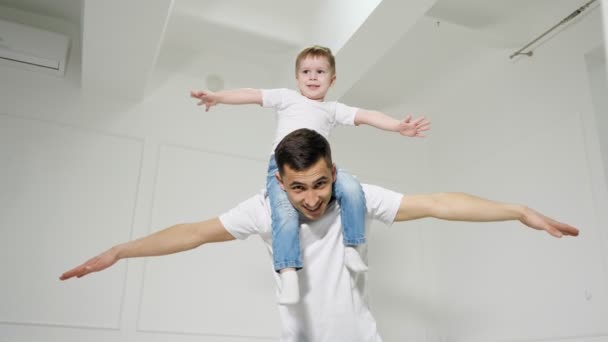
<box><xmin>267</xmin><ymin>155</ymin><xmax>366</xmax><ymax>271</ymax></box>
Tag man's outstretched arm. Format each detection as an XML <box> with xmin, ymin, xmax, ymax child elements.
<box><xmin>59</xmin><ymin>218</ymin><xmax>235</xmax><ymax>280</ymax></box>
<box><xmin>395</xmin><ymin>193</ymin><xmax>579</xmax><ymax>238</ymax></box>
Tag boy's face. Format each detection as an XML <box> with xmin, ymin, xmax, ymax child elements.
<box><xmin>296</xmin><ymin>56</ymin><xmax>336</xmax><ymax>101</ymax></box>
<box><xmin>276</xmin><ymin>158</ymin><xmax>337</xmax><ymax>221</ymax></box>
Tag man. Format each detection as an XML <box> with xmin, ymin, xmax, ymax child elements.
<box><xmin>60</xmin><ymin>128</ymin><xmax>579</xmax><ymax>342</ymax></box>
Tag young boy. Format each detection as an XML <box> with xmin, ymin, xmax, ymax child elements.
<box><xmin>190</xmin><ymin>45</ymin><xmax>430</xmax><ymax>305</ymax></box>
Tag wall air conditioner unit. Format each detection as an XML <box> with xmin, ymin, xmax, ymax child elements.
<box><xmin>0</xmin><ymin>18</ymin><xmax>70</xmax><ymax>76</ymax></box>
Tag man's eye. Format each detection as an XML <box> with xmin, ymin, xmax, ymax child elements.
<box><xmin>314</xmin><ymin>182</ymin><xmax>327</xmax><ymax>189</ymax></box>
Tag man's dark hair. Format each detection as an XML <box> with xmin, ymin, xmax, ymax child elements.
<box><xmin>274</xmin><ymin>128</ymin><xmax>333</xmax><ymax>175</ymax></box>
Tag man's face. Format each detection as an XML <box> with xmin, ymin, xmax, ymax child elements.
<box><xmin>276</xmin><ymin>158</ymin><xmax>336</xmax><ymax>220</ymax></box>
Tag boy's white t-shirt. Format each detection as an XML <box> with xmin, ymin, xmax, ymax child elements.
<box><xmin>262</xmin><ymin>88</ymin><xmax>359</xmax><ymax>151</ymax></box>
<box><xmin>219</xmin><ymin>184</ymin><xmax>403</xmax><ymax>342</ymax></box>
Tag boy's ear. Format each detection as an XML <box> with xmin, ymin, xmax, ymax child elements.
<box><xmin>275</xmin><ymin>172</ymin><xmax>286</xmax><ymax>191</ymax></box>
<box><xmin>330</xmin><ymin>73</ymin><xmax>336</xmax><ymax>86</ymax></box>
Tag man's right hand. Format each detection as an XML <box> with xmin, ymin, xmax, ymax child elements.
<box><xmin>59</xmin><ymin>247</ymin><xmax>120</xmax><ymax>280</ymax></box>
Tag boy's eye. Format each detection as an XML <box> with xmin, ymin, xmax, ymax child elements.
<box><xmin>317</xmin><ymin>70</ymin><xmax>325</xmax><ymax>74</ymax></box>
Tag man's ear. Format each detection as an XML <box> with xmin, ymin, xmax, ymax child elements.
<box><xmin>275</xmin><ymin>172</ymin><xmax>286</xmax><ymax>191</ymax></box>
<box><xmin>331</xmin><ymin>163</ymin><xmax>337</xmax><ymax>183</ymax></box>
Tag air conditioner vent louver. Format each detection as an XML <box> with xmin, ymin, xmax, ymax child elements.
<box><xmin>0</xmin><ymin>19</ymin><xmax>70</xmax><ymax>76</ymax></box>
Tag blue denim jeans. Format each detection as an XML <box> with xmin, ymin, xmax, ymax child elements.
<box><xmin>267</xmin><ymin>155</ymin><xmax>366</xmax><ymax>271</ymax></box>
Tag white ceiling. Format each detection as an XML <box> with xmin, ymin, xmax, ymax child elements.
<box><xmin>0</xmin><ymin>0</ymin><xmax>602</xmax><ymax>104</ymax></box>
<box><xmin>344</xmin><ymin>0</ymin><xmax>600</xmax><ymax>109</ymax></box>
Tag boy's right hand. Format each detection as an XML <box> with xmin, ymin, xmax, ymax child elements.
<box><xmin>190</xmin><ymin>90</ymin><xmax>218</xmax><ymax>112</ymax></box>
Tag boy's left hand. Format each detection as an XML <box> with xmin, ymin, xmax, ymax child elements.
<box><xmin>398</xmin><ymin>115</ymin><xmax>430</xmax><ymax>137</ymax></box>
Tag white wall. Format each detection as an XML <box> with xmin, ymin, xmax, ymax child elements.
<box><xmin>379</xmin><ymin>8</ymin><xmax>607</xmax><ymax>342</ymax></box>
<box><xmin>604</xmin><ymin>0</ymin><xmax>608</xmax><ymax>67</ymax></box>
<box><xmin>585</xmin><ymin>47</ymin><xmax>608</xmax><ymax>205</ymax></box>
<box><xmin>0</xmin><ymin>7</ymin><xmax>284</xmax><ymax>342</ymax></box>
<box><xmin>591</xmin><ymin>8</ymin><xmax>608</xmax><ymax>183</ymax></box>
<box><xmin>2</xmin><ymin>4</ymin><xmax>608</xmax><ymax>342</ymax></box>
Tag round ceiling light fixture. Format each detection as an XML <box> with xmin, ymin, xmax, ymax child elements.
<box><xmin>205</xmin><ymin>74</ymin><xmax>224</xmax><ymax>91</ymax></box>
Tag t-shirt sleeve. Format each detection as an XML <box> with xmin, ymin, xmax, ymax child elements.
<box><xmin>218</xmin><ymin>193</ymin><xmax>267</xmax><ymax>240</ymax></box>
<box><xmin>334</xmin><ymin>102</ymin><xmax>358</xmax><ymax>126</ymax></box>
<box><xmin>362</xmin><ymin>184</ymin><xmax>403</xmax><ymax>226</ymax></box>
<box><xmin>261</xmin><ymin>88</ymin><xmax>287</xmax><ymax>109</ymax></box>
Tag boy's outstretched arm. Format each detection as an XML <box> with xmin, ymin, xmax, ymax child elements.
<box><xmin>394</xmin><ymin>192</ymin><xmax>579</xmax><ymax>238</ymax></box>
<box><xmin>354</xmin><ymin>109</ymin><xmax>430</xmax><ymax>137</ymax></box>
<box><xmin>190</xmin><ymin>88</ymin><xmax>263</xmax><ymax>112</ymax></box>
<box><xmin>59</xmin><ymin>218</ymin><xmax>235</xmax><ymax>280</ymax></box>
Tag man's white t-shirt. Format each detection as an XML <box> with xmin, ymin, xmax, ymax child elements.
<box><xmin>219</xmin><ymin>184</ymin><xmax>403</xmax><ymax>342</ymax></box>
<box><xmin>262</xmin><ymin>88</ymin><xmax>359</xmax><ymax>152</ymax></box>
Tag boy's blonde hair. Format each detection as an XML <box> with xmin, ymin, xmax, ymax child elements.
<box><xmin>295</xmin><ymin>45</ymin><xmax>336</xmax><ymax>75</ymax></box>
